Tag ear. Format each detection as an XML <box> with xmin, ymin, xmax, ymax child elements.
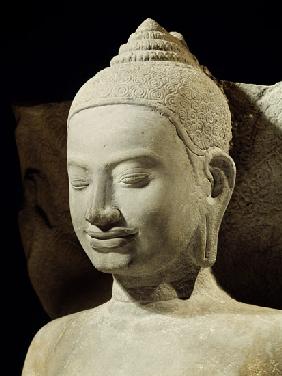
<box><xmin>194</xmin><ymin>147</ymin><xmax>236</xmax><ymax>267</ymax></box>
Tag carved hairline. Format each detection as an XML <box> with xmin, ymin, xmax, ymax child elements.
<box><xmin>67</xmin><ymin>100</ymin><xmax>215</xmax><ymax>157</ymax></box>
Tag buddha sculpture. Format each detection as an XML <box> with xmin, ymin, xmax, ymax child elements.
<box><xmin>22</xmin><ymin>19</ymin><xmax>282</xmax><ymax>376</ymax></box>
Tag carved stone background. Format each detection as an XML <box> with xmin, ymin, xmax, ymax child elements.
<box><xmin>14</xmin><ymin>81</ymin><xmax>282</xmax><ymax>317</ymax></box>
<box><xmin>215</xmin><ymin>81</ymin><xmax>282</xmax><ymax>310</ymax></box>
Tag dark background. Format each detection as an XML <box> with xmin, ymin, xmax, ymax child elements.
<box><xmin>1</xmin><ymin>2</ymin><xmax>281</xmax><ymax>374</ymax></box>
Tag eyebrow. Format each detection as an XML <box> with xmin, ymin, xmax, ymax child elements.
<box><xmin>67</xmin><ymin>150</ymin><xmax>163</xmax><ymax>169</ymax></box>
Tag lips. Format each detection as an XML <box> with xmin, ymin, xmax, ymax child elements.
<box><xmin>85</xmin><ymin>227</ymin><xmax>138</xmax><ymax>253</ymax></box>
<box><xmin>86</xmin><ymin>227</ymin><xmax>138</xmax><ymax>239</ymax></box>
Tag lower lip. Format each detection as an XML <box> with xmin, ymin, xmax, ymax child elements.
<box><xmin>88</xmin><ymin>236</ymin><xmax>135</xmax><ymax>253</ymax></box>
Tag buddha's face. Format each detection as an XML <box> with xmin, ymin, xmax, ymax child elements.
<box><xmin>67</xmin><ymin>105</ymin><xmax>205</xmax><ymax>277</ymax></box>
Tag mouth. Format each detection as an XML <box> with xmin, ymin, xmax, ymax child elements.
<box><xmin>84</xmin><ymin>227</ymin><xmax>138</xmax><ymax>253</ymax></box>
<box><xmin>85</xmin><ymin>227</ymin><xmax>138</xmax><ymax>239</ymax></box>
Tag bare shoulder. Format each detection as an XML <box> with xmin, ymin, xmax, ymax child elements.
<box><xmin>238</xmin><ymin>311</ymin><xmax>282</xmax><ymax>375</ymax></box>
<box><xmin>253</xmin><ymin>308</ymin><xmax>282</xmax><ymax>341</ymax></box>
<box><xmin>231</xmin><ymin>300</ymin><xmax>282</xmax><ymax>337</ymax></box>
<box><xmin>21</xmin><ymin>309</ymin><xmax>92</xmax><ymax>376</ymax></box>
<box><xmin>242</xmin><ymin>302</ymin><xmax>282</xmax><ymax>327</ymax></box>
<box><xmin>22</xmin><ymin>302</ymin><xmax>109</xmax><ymax>375</ymax></box>
<box><xmin>237</xmin><ymin>305</ymin><xmax>282</xmax><ymax>374</ymax></box>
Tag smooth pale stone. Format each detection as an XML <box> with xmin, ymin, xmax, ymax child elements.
<box><xmin>22</xmin><ymin>291</ymin><xmax>282</xmax><ymax>376</ymax></box>
<box><xmin>22</xmin><ymin>101</ymin><xmax>282</xmax><ymax>375</ymax></box>
<box><xmin>15</xmin><ymin>81</ymin><xmax>282</xmax><ymax>316</ymax></box>
<box><xmin>20</xmin><ymin>18</ymin><xmax>282</xmax><ymax>376</ymax></box>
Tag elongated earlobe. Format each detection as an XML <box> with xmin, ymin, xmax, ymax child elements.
<box><xmin>192</xmin><ymin>210</ymin><xmax>218</xmax><ymax>267</ymax></box>
<box><xmin>192</xmin><ymin>211</ymin><xmax>215</xmax><ymax>267</ymax></box>
<box><xmin>192</xmin><ymin>148</ymin><xmax>236</xmax><ymax>267</ymax></box>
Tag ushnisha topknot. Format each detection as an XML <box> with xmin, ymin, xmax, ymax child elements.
<box><xmin>68</xmin><ymin>18</ymin><xmax>232</xmax><ymax>155</ymax></box>
<box><xmin>110</xmin><ymin>18</ymin><xmax>199</xmax><ymax>66</ymax></box>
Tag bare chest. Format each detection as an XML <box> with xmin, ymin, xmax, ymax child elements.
<box><xmin>47</xmin><ymin>316</ymin><xmax>273</xmax><ymax>376</ymax></box>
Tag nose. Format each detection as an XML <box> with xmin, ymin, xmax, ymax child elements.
<box><xmin>84</xmin><ymin>175</ymin><xmax>122</xmax><ymax>231</ymax></box>
<box><xmin>85</xmin><ymin>207</ymin><xmax>122</xmax><ymax>231</ymax></box>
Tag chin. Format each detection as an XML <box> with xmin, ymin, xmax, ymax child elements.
<box><xmin>88</xmin><ymin>250</ymin><xmax>133</xmax><ymax>274</ymax></box>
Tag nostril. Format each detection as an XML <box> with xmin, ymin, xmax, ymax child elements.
<box><xmin>85</xmin><ymin>212</ymin><xmax>96</xmax><ymax>224</ymax></box>
<box><xmin>97</xmin><ymin>223</ymin><xmax>116</xmax><ymax>232</ymax></box>
<box><xmin>85</xmin><ymin>208</ymin><xmax>122</xmax><ymax>229</ymax></box>
<box><xmin>85</xmin><ymin>214</ymin><xmax>91</xmax><ymax>223</ymax></box>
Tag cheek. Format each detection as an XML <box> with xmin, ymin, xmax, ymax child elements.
<box><xmin>69</xmin><ymin>189</ymin><xmax>87</xmax><ymax>228</ymax></box>
<box><xmin>114</xmin><ymin>180</ymin><xmax>170</xmax><ymax>225</ymax></box>
<box><xmin>164</xmin><ymin>177</ymin><xmax>203</xmax><ymax>241</ymax></box>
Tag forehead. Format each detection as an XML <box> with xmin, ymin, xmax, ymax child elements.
<box><xmin>67</xmin><ymin>105</ymin><xmax>187</xmax><ymax>164</ymax></box>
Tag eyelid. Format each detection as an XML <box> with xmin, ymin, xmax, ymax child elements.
<box><xmin>116</xmin><ymin>167</ymin><xmax>149</xmax><ymax>178</ymax></box>
<box><xmin>70</xmin><ymin>178</ymin><xmax>90</xmax><ymax>190</ymax></box>
<box><xmin>119</xmin><ymin>172</ymin><xmax>149</xmax><ymax>179</ymax></box>
<box><xmin>114</xmin><ymin>166</ymin><xmax>148</xmax><ymax>177</ymax></box>
<box><xmin>118</xmin><ymin>171</ymin><xmax>152</xmax><ymax>187</ymax></box>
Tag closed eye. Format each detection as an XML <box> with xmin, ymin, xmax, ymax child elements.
<box><xmin>119</xmin><ymin>173</ymin><xmax>151</xmax><ymax>188</ymax></box>
<box><xmin>70</xmin><ymin>179</ymin><xmax>89</xmax><ymax>190</ymax></box>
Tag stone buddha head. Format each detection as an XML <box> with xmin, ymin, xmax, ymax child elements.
<box><xmin>67</xmin><ymin>19</ymin><xmax>236</xmax><ymax>284</ymax></box>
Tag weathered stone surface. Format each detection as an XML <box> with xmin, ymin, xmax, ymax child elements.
<box><xmin>20</xmin><ymin>18</ymin><xmax>282</xmax><ymax>376</ymax></box>
<box><xmin>15</xmin><ymin>81</ymin><xmax>282</xmax><ymax>317</ymax></box>
<box><xmin>14</xmin><ymin>17</ymin><xmax>282</xmax><ymax>320</ymax></box>
<box><xmin>215</xmin><ymin>81</ymin><xmax>282</xmax><ymax>309</ymax></box>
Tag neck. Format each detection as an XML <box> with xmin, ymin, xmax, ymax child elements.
<box><xmin>111</xmin><ymin>267</ymin><xmax>227</xmax><ymax>305</ymax></box>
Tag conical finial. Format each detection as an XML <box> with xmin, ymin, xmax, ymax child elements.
<box><xmin>135</xmin><ymin>18</ymin><xmax>166</xmax><ymax>33</ymax></box>
<box><xmin>110</xmin><ymin>18</ymin><xmax>199</xmax><ymax>67</ymax></box>
<box><xmin>69</xmin><ymin>19</ymin><xmax>230</xmax><ymax>155</ymax></box>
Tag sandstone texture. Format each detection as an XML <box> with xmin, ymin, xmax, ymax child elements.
<box><xmin>15</xmin><ymin>81</ymin><xmax>282</xmax><ymax>316</ymax></box>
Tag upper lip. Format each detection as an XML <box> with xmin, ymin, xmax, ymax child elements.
<box><xmin>85</xmin><ymin>227</ymin><xmax>138</xmax><ymax>240</ymax></box>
